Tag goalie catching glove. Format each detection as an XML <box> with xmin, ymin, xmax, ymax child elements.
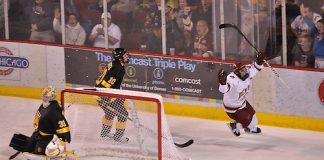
<box><xmin>45</xmin><ymin>135</ymin><xmax>66</xmax><ymax>157</ymax></box>
<box><xmin>218</xmin><ymin>69</ymin><xmax>227</xmax><ymax>85</ymax></box>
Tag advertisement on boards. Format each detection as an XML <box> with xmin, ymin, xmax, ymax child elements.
<box><xmin>0</xmin><ymin>42</ymin><xmax>48</xmax><ymax>87</ymax></box>
<box><xmin>65</xmin><ymin>48</ymin><xmax>227</xmax><ymax>99</ymax></box>
<box><xmin>0</xmin><ymin>43</ymin><xmax>28</xmax><ymax>80</ymax></box>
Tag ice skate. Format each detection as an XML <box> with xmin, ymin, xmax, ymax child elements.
<box><xmin>100</xmin><ymin>124</ymin><xmax>113</xmax><ymax>139</ymax></box>
<box><xmin>244</xmin><ymin>127</ymin><xmax>261</xmax><ymax>134</ymax></box>
<box><xmin>100</xmin><ymin>128</ymin><xmax>114</xmax><ymax>140</ymax></box>
<box><xmin>113</xmin><ymin>135</ymin><xmax>129</xmax><ymax>143</ymax></box>
<box><xmin>100</xmin><ymin>132</ymin><xmax>114</xmax><ymax>139</ymax></box>
<box><xmin>226</xmin><ymin>122</ymin><xmax>240</xmax><ymax>136</ymax></box>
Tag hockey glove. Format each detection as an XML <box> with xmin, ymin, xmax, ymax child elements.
<box><xmin>218</xmin><ymin>69</ymin><xmax>227</xmax><ymax>85</ymax></box>
<box><xmin>256</xmin><ymin>52</ymin><xmax>265</xmax><ymax>65</ymax></box>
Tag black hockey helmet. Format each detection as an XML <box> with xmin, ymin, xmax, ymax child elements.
<box><xmin>112</xmin><ymin>48</ymin><xmax>127</xmax><ymax>60</ymax></box>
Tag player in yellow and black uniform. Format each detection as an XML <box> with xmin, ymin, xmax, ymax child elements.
<box><xmin>96</xmin><ymin>48</ymin><xmax>130</xmax><ymax>143</ymax></box>
<box><xmin>26</xmin><ymin>86</ymin><xmax>71</xmax><ymax>155</ymax></box>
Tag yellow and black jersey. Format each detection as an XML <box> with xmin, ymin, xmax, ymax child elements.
<box><xmin>96</xmin><ymin>61</ymin><xmax>125</xmax><ymax>89</ymax></box>
<box><xmin>33</xmin><ymin>100</ymin><xmax>71</xmax><ymax>142</ymax></box>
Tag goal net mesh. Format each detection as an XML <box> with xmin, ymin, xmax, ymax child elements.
<box><xmin>61</xmin><ymin>88</ymin><xmax>188</xmax><ymax>160</ymax></box>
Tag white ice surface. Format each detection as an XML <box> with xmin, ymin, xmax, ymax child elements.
<box><xmin>1</xmin><ymin>96</ymin><xmax>324</xmax><ymax>160</ymax></box>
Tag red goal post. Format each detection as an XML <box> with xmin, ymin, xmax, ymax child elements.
<box><xmin>60</xmin><ymin>88</ymin><xmax>187</xmax><ymax>160</ymax></box>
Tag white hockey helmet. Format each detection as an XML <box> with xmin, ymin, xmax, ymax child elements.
<box><xmin>41</xmin><ymin>86</ymin><xmax>56</xmax><ymax>102</ymax></box>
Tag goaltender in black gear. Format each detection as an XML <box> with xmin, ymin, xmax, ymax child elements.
<box><xmin>96</xmin><ymin>48</ymin><xmax>130</xmax><ymax>143</ymax></box>
<box><xmin>9</xmin><ymin>86</ymin><xmax>71</xmax><ymax>156</ymax></box>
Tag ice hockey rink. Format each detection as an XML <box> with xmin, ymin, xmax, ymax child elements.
<box><xmin>1</xmin><ymin>96</ymin><xmax>324</xmax><ymax>160</ymax></box>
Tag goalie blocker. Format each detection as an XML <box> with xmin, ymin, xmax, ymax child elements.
<box><xmin>9</xmin><ymin>133</ymin><xmax>29</xmax><ymax>152</ymax></box>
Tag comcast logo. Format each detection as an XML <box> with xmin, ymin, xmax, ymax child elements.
<box><xmin>173</xmin><ymin>76</ymin><xmax>201</xmax><ymax>85</ymax></box>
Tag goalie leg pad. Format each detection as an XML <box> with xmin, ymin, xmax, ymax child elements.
<box><xmin>22</xmin><ymin>151</ymin><xmax>77</xmax><ymax>160</ymax></box>
<box><xmin>9</xmin><ymin>133</ymin><xmax>30</xmax><ymax>152</ymax></box>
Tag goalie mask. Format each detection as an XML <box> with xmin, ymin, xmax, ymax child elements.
<box><xmin>233</xmin><ymin>63</ymin><xmax>249</xmax><ymax>81</ymax></box>
<box><xmin>41</xmin><ymin>86</ymin><xmax>56</xmax><ymax>107</ymax></box>
<box><xmin>112</xmin><ymin>48</ymin><xmax>129</xmax><ymax>63</ymax></box>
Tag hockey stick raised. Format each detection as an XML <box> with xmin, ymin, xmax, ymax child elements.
<box><xmin>219</xmin><ymin>23</ymin><xmax>289</xmax><ymax>88</ymax></box>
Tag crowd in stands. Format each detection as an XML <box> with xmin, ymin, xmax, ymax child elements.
<box><xmin>2</xmin><ymin>0</ymin><xmax>324</xmax><ymax>69</ymax></box>
<box><xmin>275</xmin><ymin>0</ymin><xmax>324</xmax><ymax>68</ymax></box>
<box><xmin>5</xmin><ymin>0</ymin><xmax>215</xmax><ymax>57</ymax></box>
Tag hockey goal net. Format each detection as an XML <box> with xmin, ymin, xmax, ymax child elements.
<box><xmin>61</xmin><ymin>88</ymin><xmax>188</xmax><ymax>160</ymax></box>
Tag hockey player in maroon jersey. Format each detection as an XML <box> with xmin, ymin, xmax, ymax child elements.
<box><xmin>9</xmin><ymin>86</ymin><xmax>71</xmax><ymax>157</ymax></box>
<box><xmin>96</xmin><ymin>48</ymin><xmax>130</xmax><ymax>143</ymax></box>
<box><xmin>218</xmin><ymin>53</ymin><xmax>265</xmax><ymax>136</ymax></box>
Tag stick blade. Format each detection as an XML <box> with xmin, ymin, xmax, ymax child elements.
<box><xmin>9</xmin><ymin>151</ymin><xmax>20</xmax><ymax>160</ymax></box>
<box><xmin>219</xmin><ymin>23</ymin><xmax>234</xmax><ymax>29</ymax></box>
<box><xmin>174</xmin><ymin>139</ymin><xmax>194</xmax><ymax>148</ymax></box>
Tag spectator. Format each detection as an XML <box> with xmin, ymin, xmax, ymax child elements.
<box><xmin>27</xmin><ymin>0</ymin><xmax>55</xmax><ymax>42</ymax></box>
<box><xmin>290</xmin><ymin>2</ymin><xmax>321</xmax><ymax>65</ymax></box>
<box><xmin>74</xmin><ymin>0</ymin><xmax>101</xmax><ymax>38</ymax></box>
<box><xmin>299</xmin><ymin>0</ymin><xmax>323</xmax><ymax>16</ymax></box>
<box><xmin>111</xmin><ymin>0</ymin><xmax>135</xmax><ymax>14</ymax></box>
<box><xmin>291</xmin><ymin>35</ymin><xmax>315</xmax><ymax>67</ymax></box>
<box><xmin>141</xmin><ymin>3</ymin><xmax>179</xmax><ymax>54</ymax></box>
<box><xmin>130</xmin><ymin>0</ymin><xmax>151</xmax><ymax>32</ymax></box>
<box><xmin>95</xmin><ymin>0</ymin><xmax>118</xmax><ymax>13</ymax></box>
<box><xmin>181</xmin><ymin>0</ymin><xmax>211</xmax><ymax>33</ymax></box>
<box><xmin>192</xmin><ymin>19</ymin><xmax>213</xmax><ymax>58</ymax></box>
<box><xmin>191</xmin><ymin>0</ymin><xmax>212</xmax><ymax>30</ymax></box>
<box><xmin>140</xmin><ymin>0</ymin><xmax>162</xmax><ymax>35</ymax></box>
<box><xmin>88</xmin><ymin>12</ymin><xmax>122</xmax><ymax>48</ymax></box>
<box><xmin>290</xmin><ymin>2</ymin><xmax>322</xmax><ymax>38</ymax></box>
<box><xmin>53</xmin><ymin>9</ymin><xmax>86</xmax><ymax>45</ymax></box>
<box><xmin>65</xmin><ymin>0</ymin><xmax>79</xmax><ymax>18</ymax></box>
<box><xmin>320</xmin><ymin>0</ymin><xmax>324</xmax><ymax>18</ymax></box>
<box><xmin>177</xmin><ymin>0</ymin><xmax>213</xmax><ymax>57</ymax></box>
<box><xmin>181</xmin><ymin>2</ymin><xmax>195</xmax><ymax>56</ymax></box>
<box><xmin>165</xmin><ymin>1</ymin><xmax>180</xmax><ymax>55</ymax></box>
<box><xmin>313</xmin><ymin>19</ymin><xmax>324</xmax><ymax>68</ymax></box>
<box><xmin>273</xmin><ymin>0</ymin><xmax>300</xmax><ymax>59</ymax></box>
<box><xmin>175</xmin><ymin>0</ymin><xmax>190</xmax><ymax>32</ymax></box>
<box><xmin>143</xmin><ymin>20</ymin><xmax>163</xmax><ymax>53</ymax></box>
<box><xmin>141</xmin><ymin>11</ymin><xmax>155</xmax><ymax>34</ymax></box>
